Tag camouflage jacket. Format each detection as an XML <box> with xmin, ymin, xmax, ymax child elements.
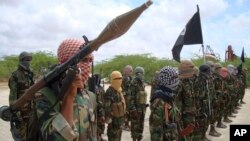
<box><xmin>121</xmin><ymin>76</ymin><xmax>133</xmax><ymax>95</ymax></box>
<box><xmin>9</xmin><ymin>66</ymin><xmax>34</xmax><ymax>117</ymax></box>
<box><xmin>35</xmin><ymin>87</ymin><xmax>97</xmax><ymax>141</ymax></box>
<box><xmin>195</xmin><ymin>73</ymin><xmax>211</xmax><ymax>116</ymax></box>
<box><xmin>175</xmin><ymin>78</ymin><xmax>196</xmax><ymax>126</ymax></box>
<box><xmin>213</xmin><ymin>72</ymin><xmax>224</xmax><ymax>100</ymax></box>
<box><xmin>9</xmin><ymin>66</ymin><xmax>34</xmax><ymax>104</ymax></box>
<box><xmin>95</xmin><ymin>85</ymin><xmax>105</xmax><ymax>118</ymax></box>
<box><xmin>104</xmin><ymin>86</ymin><xmax>125</xmax><ymax>126</ymax></box>
<box><xmin>128</xmin><ymin>77</ymin><xmax>146</xmax><ymax>111</ymax></box>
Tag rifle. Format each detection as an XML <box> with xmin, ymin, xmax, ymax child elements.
<box><xmin>0</xmin><ymin>0</ymin><xmax>153</xmax><ymax>121</ymax></box>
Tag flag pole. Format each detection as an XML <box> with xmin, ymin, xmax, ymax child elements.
<box><xmin>197</xmin><ymin>5</ymin><xmax>205</xmax><ymax>63</ymax></box>
<box><xmin>202</xmin><ymin>44</ymin><xmax>205</xmax><ymax>63</ymax></box>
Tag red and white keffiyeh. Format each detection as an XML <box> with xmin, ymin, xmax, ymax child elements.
<box><xmin>57</xmin><ymin>38</ymin><xmax>93</xmax><ymax>83</ymax></box>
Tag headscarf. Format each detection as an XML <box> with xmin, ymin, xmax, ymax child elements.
<box><xmin>110</xmin><ymin>71</ymin><xmax>123</xmax><ymax>92</ymax></box>
<box><xmin>157</xmin><ymin>66</ymin><xmax>179</xmax><ymax>89</ymax></box>
<box><xmin>19</xmin><ymin>51</ymin><xmax>32</xmax><ymax>71</ymax></box>
<box><xmin>178</xmin><ymin>60</ymin><xmax>194</xmax><ymax>79</ymax></box>
<box><xmin>57</xmin><ymin>38</ymin><xmax>93</xmax><ymax>84</ymax></box>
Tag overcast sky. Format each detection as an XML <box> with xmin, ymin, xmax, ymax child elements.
<box><xmin>0</xmin><ymin>0</ymin><xmax>249</xmax><ymax>63</ymax></box>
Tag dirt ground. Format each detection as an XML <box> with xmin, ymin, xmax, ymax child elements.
<box><xmin>0</xmin><ymin>82</ymin><xmax>249</xmax><ymax>141</ymax></box>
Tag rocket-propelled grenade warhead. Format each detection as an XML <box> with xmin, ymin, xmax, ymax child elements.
<box><xmin>89</xmin><ymin>0</ymin><xmax>153</xmax><ymax>51</ymax></box>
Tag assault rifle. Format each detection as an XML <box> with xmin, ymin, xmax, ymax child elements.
<box><xmin>0</xmin><ymin>0</ymin><xmax>153</xmax><ymax>121</ymax></box>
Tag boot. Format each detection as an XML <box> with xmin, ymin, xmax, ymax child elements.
<box><xmin>100</xmin><ymin>138</ymin><xmax>107</xmax><ymax>141</ymax></box>
<box><xmin>228</xmin><ymin>113</ymin><xmax>236</xmax><ymax>118</ymax></box>
<box><xmin>232</xmin><ymin>109</ymin><xmax>238</xmax><ymax>114</ymax></box>
<box><xmin>240</xmin><ymin>100</ymin><xmax>246</xmax><ymax>104</ymax></box>
<box><xmin>235</xmin><ymin>106</ymin><xmax>241</xmax><ymax>110</ymax></box>
<box><xmin>209</xmin><ymin>124</ymin><xmax>221</xmax><ymax>137</ymax></box>
<box><xmin>217</xmin><ymin>120</ymin><xmax>227</xmax><ymax>128</ymax></box>
<box><xmin>238</xmin><ymin>103</ymin><xmax>242</xmax><ymax>107</ymax></box>
<box><xmin>223</xmin><ymin>116</ymin><xmax>233</xmax><ymax>123</ymax></box>
<box><xmin>204</xmin><ymin>135</ymin><xmax>211</xmax><ymax>141</ymax></box>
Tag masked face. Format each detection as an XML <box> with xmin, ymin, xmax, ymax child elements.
<box><xmin>19</xmin><ymin>57</ymin><xmax>32</xmax><ymax>71</ymax></box>
<box><xmin>78</xmin><ymin>56</ymin><xmax>93</xmax><ymax>84</ymax></box>
<box><xmin>136</xmin><ymin>72</ymin><xmax>144</xmax><ymax>80</ymax></box>
<box><xmin>110</xmin><ymin>71</ymin><xmax>123</xmax><ymax>91</ymax></box>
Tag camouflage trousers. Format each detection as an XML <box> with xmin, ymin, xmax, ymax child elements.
<box><xmin>107</xmin><ymin>117</ymin><xmax>124</xmax><ymax>141</ymax></box>
<box><xmin>210</xmin><ymin>101</ymin><xmax>220</xmax><ymax>124</ymax></box>
<box><xmin>193</xmin><ymin>115</ymin><xmax>208</xmax><ymax>141</ymax></box>
<box><xmin>224</xmin><ymin>94</ymin><xmax>231</xmax><ymax>116</ymax></box>
<box><xmin>130</xmin><ymin>107</ymin><xmax>146</xmax><ymax>140</ymax></box>
<box><xmin>124</xmin><ymin>95</ymin><xmax>130</xmax><ymax>124</ymax></box>
<box><xmin>164</xmin><ymin>125</ymin><xmax>179</xmax><ymax>141</ymax></box>
<box><xmin>217</xmin><ymin>99</ymin><xmax>226</xmax><ymax>121</ymax></box>
<box><xmin>150</xmin><ymin>125</ymin><xmax>164</xmax><ymax>141</ymax></box>
<box><xmin>181</xmin><ymin>113</ymin><xmax>195</xmax><ymax>141</ymax></box>
<box><xmin>10</xmin><ymin>121</ymin><xmax>28</xmax><ymax>141</ymax></box>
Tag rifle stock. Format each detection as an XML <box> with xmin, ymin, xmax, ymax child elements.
<box><xmin>9</xmin><ymin>0</ymin><xmax>153</xmax><ymax>111</ymax></box>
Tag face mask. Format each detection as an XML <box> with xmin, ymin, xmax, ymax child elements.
<box><xmin>136</xmin><ymin>73</ymin><xmax>144</xmax><ymax>80</ymax></box>
<box><xmin>78</xmin><ymin>62</ymin><xmax>91</xmax><ymax>84</ymax></box>
<box><xmin>111</xmin><ymin>78</ymin><xmax>122</xmax><ymax>91</ymax></box>
<box><xmin>20</xmin><ymin>61</ymin><xmax>31</xmax><ymax>70</ymax></box>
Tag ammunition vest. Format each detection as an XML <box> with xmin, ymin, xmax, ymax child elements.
<box><xmin>136</xmin><ymin>91</ymin><xmax>147</xmax><ymax>104</ymax></box>
<box><xmin>111</xmin><ymin>102</ymin><xmax>125</xmax><ymax>118</ymax></box>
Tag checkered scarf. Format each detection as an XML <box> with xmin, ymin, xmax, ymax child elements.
<box><xmin>78</xmin><ymin>62</ymin><xmax>91</xmax><ymax>84</ymax></box>
<box><xmin>57</xmin><ymin>38</ymin><xmax>93</xmax><ymax>83</ymax></box>
<box><xmin>157</xmin><ymin>66</ymin><xmax>179</xmax><ymax>89</ymax></box>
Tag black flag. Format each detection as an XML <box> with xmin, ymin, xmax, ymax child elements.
<box><xmin>237</xmin><ymin>47</ymin><xmax>245</xmax><ymax>72</ymax></box>
<box><xmin>172</xmin><ymin>5</ymin><xmax>203</xmax><ymax>62</ymax></box>
<box><xmin>240</xmin><ymin>47</ymin><xmax>245</xmax><ymax>63</ymax></box>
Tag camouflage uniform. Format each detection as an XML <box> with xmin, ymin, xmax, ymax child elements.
<box><xmin>9</xmin><ymin>52</ymin><xmax>34</xmax><ymax>141</ymax></box>
<box><xmin>35</xmin><ymin>88</ymin><xmax>97</xmax><ymax>141</ymax></box>
<box><xmin>213</xmin><ymin>64</ymin><xmax>227</xmax><ymax>129</ymax></box>
<box><xmin>150</xmin><ymin>71</ymin><xmax>159</xmax><ymax>99</ymax></box>
<box><xmin>104</xmin><ymin>71</ymin><xmax>125</xmax><ymax>141</ymax></box>
<box><xmin>239</xmin><ymin>68</ymin><xmax>247</xmax><ymax>104</ymax></box>
<box><xmin>175</xmin><ymin>60</ymin><xmax>196</xmax><ymax>141</ymax></box>
<box><xmin>149</xmin><ymin>66</ymin><xmax>180</xmax><ymax>141</ymax></box>
<box><xmin>226</xmin><ymin>65</ymin><xmax>237</xmax><ymax>117</ymax></box>
<box><xmin>240</xmin><ymin>68</ymin><xmax>247</xmax><ymax>104</ymax></box>
<box><xmin>219</xmin><ymin>67</ymin><xmax>233</xmax><ymax>123</ymax></box>
<box><xmin>129</xmin><ymin>66</ymin><xmax>147</xmax><ymax>141</ymax></box>
<box><xmin>34</xmin><ymin>38</ymin><xmax>97</xmax><ymax>141</ymax></box>
<box><xmin>93</xmin><ymin>74</ymin><xmax>106</xmax><ymax>140</ymax></box>
<box><xmin>206</xmin><ymin>61</ymin><xmax>221</xmax><ymax>137</ymax></box>
<box><xmin>121</xmin><ymin>67</ymin><xmax>133</xmax><ymax>130</ymax></box>
<box><xmin>192</xmin><ymin>64</ymin><xmax>211</xmax><ymax>141</ymax></box>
